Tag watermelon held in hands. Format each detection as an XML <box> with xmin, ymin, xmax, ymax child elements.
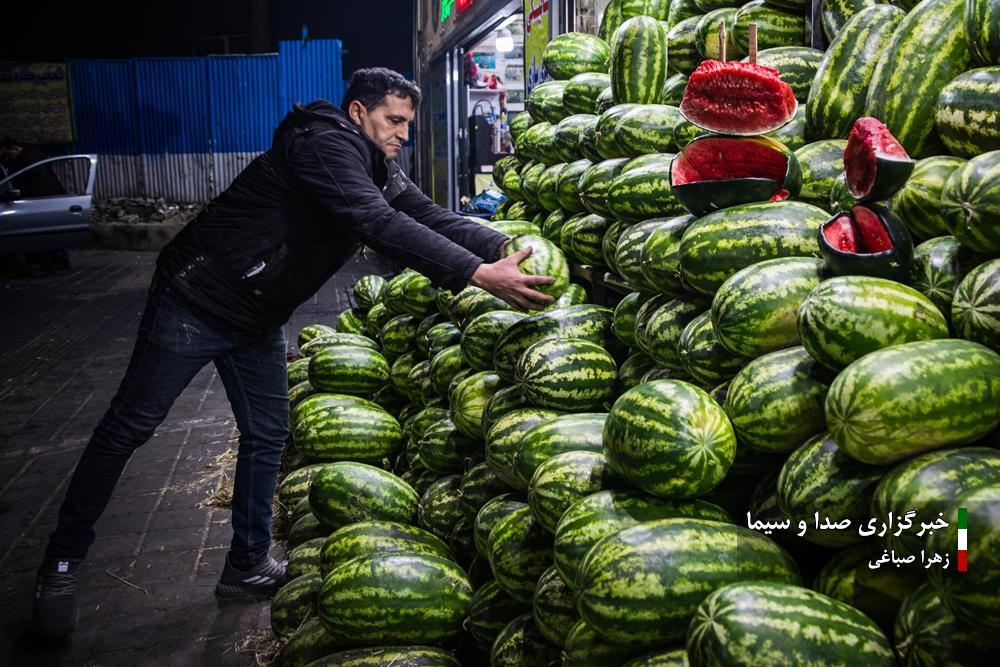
<box><xmin>844</xmin><ymin>117</ymin><xmax>914</xmax><ymax>202</ymax></box>
<box><xmin>679</xmin><ymin>60</ymin><xmax>798</xmax><ymax>135</ymax></box>
<box><xmin>501</xmin><ymin>235</ymin><xmax>570</xmax><ymax>300</ymax></box>
<box><xmin>819</xmin><ymin>204</ymin><xmax>914</xmax><ymax>282</ymax></box>
<box><xmin>670</xmin><ymin>135</ymin><xmax>802</xmax><ymax>216</ymax></box>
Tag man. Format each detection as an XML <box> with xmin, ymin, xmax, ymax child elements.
<box><xmin>32</xmin><ymin>68</ymin><xmax>554</xmax><ymax>638</ymax></box>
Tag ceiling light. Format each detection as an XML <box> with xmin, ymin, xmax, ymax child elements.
<box><xmin>496</xmin><ymin>27</ymin><xmax>514</xmax><ymax>53</ymax></box>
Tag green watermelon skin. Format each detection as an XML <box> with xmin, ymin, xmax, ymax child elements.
<box><xmin>271</xmin><ymin>572</ymin><xmax>322</xmax><ymax>637</ymax></box>
<box><xmin>794</xmin><ymin>140</ymin><xmax>848</xmax><ymax>210</ymax></box>
<box><xmin>871</xmin><ymin>447</ymin><xmax>1000</xmax><ymax>558</ymax></box>
<box><xmin>555</xmin><ymin>159</ymin><xmax>593</xmax><ymax>213</ymax></box>
<box><xmin>450</xmin><ymin>370</ymin><xmax>503</xmax><ymax>440</ymax></box>
<box><xmin>553</xmin><ymin>489</ymin><xmax>732</xmax><ymax>588</ymax></box>
<box><xmin>711</xmin><ymin>257</ymin><xmax>826</xmax><ymax>359</ymax></box>
<box><xmin>288</xmin><ymin>513</ymin><xmax>327</xmax><ymax>549</ymax></box>
<box><xmin>481</xmin><ymin>385</ymin><xmax>532</xmax><ymax>438</ymax></box>
<box><xmin>776</xmin><ymin>433</ymin><xmax>890</xmax><ymax>548</ymax></box>
<box><xmin>537</xmin><ymin>163</ymin><xmax>566</xmax><ymax>212</ymax></box>
<box><xmin>595</xmin><ymin>103</ymin><xmax>639</xmax><ymax>159</ymax></box>
<box><xmin>429</xmin><ymin>345</ymin><xmax>467</xmax><ymax>397</ymax></box>
<box><xmin>514</xmin><ymin>413</ymin><xmax>607</xmax><ymax>487</ymax></box>
<box><xmin>277</xmin><ymin>463</ymin><xmax>329</xmax><ymax>507</ymax></box>
<box><xmin>417</xmin><ymin>475</ymin><xmax>465</xmax><ymax>540</ymax></box>
<box><xmin>612</xmin><ymin>291</ymin><xmax>647</xmax><ymax>348</ymax></box>
<box><xmin>616</xmin><ymin>104</ymin><xmax>682</xmax><ymax>156</ymax></box>
<box><xmin>563</xmin><ymin>618</ymin><xmax>645</xmax><ymax>665</ymax></box>
<box><xmin>927</xmin><ymin>483</ymin><xmax>1000</xmax><ymax>629</ymax></box>
<box><xmin>532</xmin><ymin>565</ymin><xmax>580</xmax><ymax>647</ymax></box>
<box><xmin>797</xmin><ymin>275</ymin><xmax>950</xmax><ymax>371</ymax></box>
<box><xmin>894</xmin><ymin>583</ymin><xmax>1000</xmax><ymax>666</ymax></box>
<box><xmin>909</xmin><ymin>236</ymin><xmax>981</xmax><ymax>321</ymax></box>
<box><xmin>528</xmin><ymin>450</ymin><xmax>616</xmax><ymax>534</ymax></box>
<box><xmin>822</xmin><ymin>0</ymin><xmax>880</xmax><ymax>42</ymax></box>
<box><xmin>317</xmin><ymin>552</ymin><xmax>472</xmax><ymax>645</ymax></box>
<box><xmin>621</xmin><ymin>648</ymin><xmax>690</xmax><ymax>667</ymax></box>
<box><xmin>677</xmin><ymin>311</ymin><xmax>750</xmax><ymax>389</ymax></box>
<box><xmin>666</xmin><ymin>16</ymin><xmax>702</xmax><ymax>77</ymax></box>
<box><xmin>459</xmin><ymin>462</ymin><xmax>510</xmax><ymax>521</ymax></box>
<box><xmin>952</xmin><ymin>258</ymin><xmax>1000</xmax><ymax>353</ymax></box>
<box><xmin>608</xmin><ymin>155</ymin><xmax>685</xmax><ymax>223</ymax></box>
<box><xmin>489</xmin><ymin>614</ymin><xmax>562</xmax><ymax>667</ymax></box>
<box><xmin>616</xmin><ymin>219</ymin><xmax>669</xmax><ymax>292</ymax></box>
<box><xmin>293</xmin><ymin>398</ymin><xmax>402</xmax><ymax>463</ymax></box>
<box><xmin>892</xmin><ymin>157</ymin><xmax>966</xmax><ymax>241</ymax></box>
<box><xmin>825</xmin><ymin>340</ymin><xmax>1000</xmax><ymax>465</ymax></box>
<box><xmin>306</xmin><ymin>646</ymin><xmax>461</xmax><ymax>667</ymax></box>
<box><xmin>486</xmin><ymin>507</ymin><xmax>553</xmax><ymax>604</ymax></box>
<box><xmin>641</xmin><ymin>296</ymin><xmax>709</xmax><ymax>368</ymax></box>
<box><xmin>515</xmin><ymin>339</ymin><xmax>617</xmax><ymax>412</ymax></box>
<box><xmin>639</xmin><ymin>215</ymin><xmax>697</xmax><ymax>297</ymax></box>
<box><xmin>678</xmin><ymin>200</ymin><xmax>827</xmax><ymax>297</ymax></box>
<box><xmin>748</xmin><ymin>46</ymin><xmax>825</xmax><ymax>103</ymax></box>
<box><xmin>695</xmin><ymin>9</ymin><xmax>742</xmax><ymax>62</ymax></box>
<box><xmin>308</xmin><ymin>462</ymin><xmax>419</xmax><ymax>530</ymax></box>
<box><xmin>466</xmin><ymin>579</ymin><xmax>531</xmax><ymax>648</ymax></box>
<box><xmin>941</xmin><ymin>150</ymin><xmax>1000</xmax><ymax>254</ymax></box>
<box><xmin>610</xmin><ymin>16</ymin><xmax>668</xmax><ymax>105</ymax></box>
<box><xmin>318</xmin><ymin>519</ymin><xmax>453</xmax><ymax>576</ymax></box>
<box><xmin>935</xmin><ymin>67</ymin><xmax>1000</xmax><ymax>158</ymax></box>
<box><xmin>967</xmin><ymin>0</ymin><xmax>1000</xmax><ymax>65</ymax></box>
<box><xmin>278</xmin><ymin>617</ymin><xmax>345</xmax><ymax>667</ymax></box>
<box><xmin>579</xmin><ymin>158</ymin><xmax>630</xmax><ymax>218</ymax></box>
<box><xmin>485</xmin><ymin>408</ymin><xmax>562</xmax><ymax>491</ymax></box>
<box><xmin>307</xmin><ymin>344</ymin><xmax>389</xmax><ymax>396</ymax></box>
<box><xmin>806</xmin><ymin>5</ymin><xmax>906</xmax><ymax>140</ymax></box>
<box><xmin>564</xmin><ymin>72</ymin><xmax>613</xmax><ymax>116</ymax></box>
<box><xmin>473</xmin><ymin>493</ymin><xmax>527</xmax><ymax>557</ymax></box>
<box><xmin>542</xmin><ymin>32</ymin><xmax>612</xmax><ymax>81</ymax></box>
<box><xmin>603</xmin><ymin>380</ymin><xmax>737</xmax><ymax>499</ymax></box>
<box><xmin>730</xmin><ymin>1</ymin><xmax>807</xmax><ymax>53</ymax></box>
<box><xmin>687</xmin><ymin>582</ymin><xmax>895</xmax><ymax>666</ymax></box>
<box><xmin>299</xmin><ymin>332</ymin><xmax>378</xmax><ymax>357</ymax></box>
<box><xmin>460</xmin><ymin>311</ymin><xmax>526</xmax><ymax>372</ymax></box>
<box><xmin>813</xmin><ymin>543</ymin><xmax>923</xmax><ymax>635</ymax></box>
<box><xmin>723</xmin><ymin>347</ymin><xmax>831</xmax><ymax>454</ymax></box>
<box><xmin>297</xmin><ymin>323</ymin><xmax>336</xmax><ymax>348</ymax></box>
<box><xmin>864</xmin><ymin>0</ymin><xmax>972</xmax><ymax>158</ymax></box>
<box><xmin>576</xmin><ymin>518</ymin><xmax>801</xmax><ymax>648</ymax></box>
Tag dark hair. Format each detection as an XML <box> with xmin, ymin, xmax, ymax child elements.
<box><xmin>342</xmin><ymin>67</ymin><xmax>421</xmax><ymax>111</ymax></box>
<box><xmin>0</xmin><ymin>137</ymin><xmax>18</xmax><ymax>150</ymax></box>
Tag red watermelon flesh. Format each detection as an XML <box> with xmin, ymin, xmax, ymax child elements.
<box><xmin>822</xmin><ymin>207</ymin><xmax>893</xmax><ymax>255</ymax></box>
<box><xmin>679</xmin><ymin>60</ymin><xmax>797</xmax><ymax>135</ymax></box>
<box><xmin>670</xmin><ymin>136</ymin><xmax>789</xmax><ymax>185</ymax></box>
<box><xmin>844</xmin><ymin>117</ymin><xmax>913</xmax><ymax>201</ymax></box>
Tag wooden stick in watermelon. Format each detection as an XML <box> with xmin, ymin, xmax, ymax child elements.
<box><xmin>749</xmin><ymin>23</ymin><xmax>758</xmax><ymax>65</ymax></box>
<box><xmin>719</xmin><ymin>21</ymin><xmax>727</xmax><ymax>63</ymax></box>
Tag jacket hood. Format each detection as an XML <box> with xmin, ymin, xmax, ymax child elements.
<box><xmin>272</xmin><ymin>99</ymin><xmax>361</xmax><ymax>143</ymax></box>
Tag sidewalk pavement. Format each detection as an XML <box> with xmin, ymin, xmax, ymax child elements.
<box><xmin>0</xmin><ymin>248</ymin><xmax>393</xmax><ymax>666</ymax></box>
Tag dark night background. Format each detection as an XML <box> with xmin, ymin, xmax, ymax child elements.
<box><xmin>0</xmin><ymin>0</ymin><xmax>415</xmax><ymax>77</ymax></box>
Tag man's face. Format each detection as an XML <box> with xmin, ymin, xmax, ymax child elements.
<box><xmin>349</xmin><ymin>94</ymin><xmax>414</xmax><ymax>160</ymax></box>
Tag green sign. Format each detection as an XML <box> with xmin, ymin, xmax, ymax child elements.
<box><xmin>441</xmin><ymin>0</ymin><xmax>456</xmax><ymax>22</ymax></box>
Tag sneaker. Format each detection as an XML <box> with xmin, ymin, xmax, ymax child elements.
<box><xmin>33</xmin><ymin>559</ymin><xmax>80</xmax><ymax>638</ymax></box>
<box><xmin>214</xmin><ymin>554</ymin><xmax>287</xmax><ymax>599</ymax></box>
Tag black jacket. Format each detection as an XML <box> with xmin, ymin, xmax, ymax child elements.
<box><xmin>157</xmin><ymin>100</ymin><xmax>507</xmax><ymax>331</ymax></box>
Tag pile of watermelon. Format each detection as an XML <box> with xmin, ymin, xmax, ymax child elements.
<box><xmin>267</xmin><ymin>1</ymin><xmax>1000</xmax><ymax>665</ymax></box>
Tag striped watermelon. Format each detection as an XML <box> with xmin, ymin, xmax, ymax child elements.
<box><xmin>532</xmin><ymin>565</ymin><xmax>580</xmax><ymax>646</ymax></box>
<box><xmin>288</xmin><ymin>357</ymin><xmax>310</xmax><ymax>387</ymax></box>
<box><xmin>621</xmin><ymin>648</ymin><xmax>690</xmax><ymax>667</ymax></box>
<box><xmin>460</xmin><ymin>311</ymin><xmax>526</xmax><ymax>371</ymax></box>
<box><xmin>724</xmin><ymin>347</ymin><xmax>831</xmax><ymax>454</ymax></box>
<box><xmin>336</xmin><ymin>309</ymin><xmax>366</xmax><ymax>335</ymax></box>
<box><xmin>459</xmin><ymin>462</ymin><xmax>509</xmax><ymax>520</ymax></box>
<box><xmin>519</xmin><ymin>162</ymin><xmax>547</xmax><ymax>205</ymax></box>
<box><xmin>797</xmin><ymin>275</ymin><xmax>950</xmax><ymax>370</ymax></box>
<box><xmin>365</xmin><ymin>302</ymin><xmax>392</xmax><ymax>339</ymax></box>
<box><xmin>319</xmin><ymin>520</ymin><xmax>453</xmax><ymax>576</ymax></box>
<box><xmin>731</xmin><ymin>1</ymin><xmax>806</xmax><ymax>52</ymax></box>
<box><xmin>553</xmin><ymin>489</ymin><xmax>732</xmax><ymax>587</ymax></box>
<box><xmin>826</xmin><ymin>340</ymin><xmax>1000</xmax><ymax>465</ymax></box>
<box><xmin>317</xmin><ymin>552</ymin><xmax>471</xmax><ymax>644</ymax></box>
<box><xmin>398</xmin><ymin>273</ymin><xmax>438</xmax><ymax>318</ymax></box>
<box><xmin>450</xmin><ymin>370</ymin><xmax>503</xmax><ymax>440</ymax></box>
<box><xmin>806</xmin><ymin>5</ymin><xmax>906</xmax><ymax>141</ymax></box>
<box><xmin>776</xmin><ymin>432</ymin><xmax>889</xmax><ymax>548</ymax></box>
<box><xmin>279</xmin><ymin>617</ymin><xmax>344</xmax><ymax>667</ymax></box>
<box><xmin>660</xmin><ymin>73</ymin><xmax>688</xmax><ymax>106</ymax></box>
<box><xmin>293</xmin><ymin>398</ymin><xmax>402</xmax><ymax>463</ymax></box>
<box><xmin>608</xmin><ymin>155</ymin><xmax>686</xmax><ymax>223</ymax></box>
<box><xmin>927</xmin><ymin>483</ymin><xmax>1000</xmax><ymax>629</ymax></box>
<box><xmin>564</xmin><ymin>619</ymin><xmax>644</xmax><ymax>665</ymax></box>
<box><xmin>678</xmin><ymin>200</ymin><xmax>827</xmax><ymax>296</ymax></box>
<box><xmin>540</xmin><ymin>209</ymin><xmax>568</xmax><ymax>242</ymax></box>
<box><xmin>466</xmin><ymin>579</ymin><xmax>530</xmax><ymax>648</ymax></box>
<box><xmin>278</xmin><ymin>463</ymin><xmax>329</xmax><ymax>507</ymax></box>
<box><xmin>698</xmin><ymin>10</ymin><xmax>744</xmax><ymax>62</ymax></box>
<box><xmin>892</xmin><ymin>156</ymin><xmax>966</xmax><ymax>241</ymax></box>
<box><xmin>794</xmin><ymin>140</ymin><xmax>848</xmax><ymax>209</ymax></box>
<box><xmin>288</xmin><ymin>381</ymin><xmax>315</xmax><ymax>410</ymax></box>
<box><xmin>577</xmin><ymin>518</ymin><xmax>801</xmax><ymax>648</ymax></box>
<box><xmin>821</xmin><ymin>0</ymin><xmax>880</xmax><ymax>42</ymax></box>
<box><xmin>288</xmin><ymin>513</ymin><xmax>326</xmax><ymax>549</ymax></box>
<box><xmin>481</xmin><ymin>385</ymin><xmax>532</xmax><ymax>438</ymax></box>
<box><xmin>765</xmin><ymin>105</ymin><xmax>807</xmax><ymax>151</ymax></box>
<box><xmin>493</xmin><ymin>305</ymin><xmax>615</xmax><ymax>382</ymax></box>
<box><xmin>814</xmin><ymin>543</ymin><xmax>922</xmax><ymax>634</ymax></box>
<box><xmin>639</xmin><ymin>214</ymin><xmax>696</xmax><ymax>296</ymax></box>
<box><xmin>748</xmin><ymin>47</ymin><xmax>825</xmax><ymax>103</ymax></box>
<box><xmin>307</xmin><ymin>345</ymin><xmax>388</xmax><ymax>396</ymax></box>
<box><xmin>406</xmin><ymin>359</ymin><xmax>436</xmax><ymax>402</ymax></box>
<box><xmin>402</xmin><ymin>406</ymin><xmax>450</xmax><ymax>444</ymax></box>
<box><xmin>616</xmin><ymin>105</ymin><xmax>682</xmax><ymax>156</ymax></box>
<box><xmin>474</xmin><ymin>493</ymin><xmax>527</xmax><ymax>558</ymax></box>
<box><xmin>299</xmin><ymin>332</ymin><xmax>378</xmax><ymax>357</ymax></box>
<box><xmin>968</xmin><ymin>0</ymin><xmax>1000</xmax><ymax>65</ymax></box>
<box><xmin>941</xmin><ymin>150</ymin><xmax>1000</xmax><ymax>253</ymax></box>
<box><xmin>873</xmin><ymin>447</ymin><xmax>1000</xmax><ymax>557</ymax></box>
<box><xmin>527</xmin><ymin>81</ymin><xmax>570</xmax><ymax>125</ymax></box>
<box><xmin>487</xmin><ymin>506</ymin><xmax>553</xmax><ymax>603</ymax></box>
<box><xmin>416</xmin><ymin>418</ymin><xmax>481</xmax><ymax>475</ymax></box>
<box><xmin>711</xmin><ymin>257</ymin><xmax>826</xmax><ymax>358</ymax></box>
<box><xmin>564</xmin><ymin>72</ymin><xmax>613</xmax><ymax>116</ymax></box>
<box><xmin>616</xmin><ymin>219</ymin><xmax>668</xmax><ymax>292</ymax></box>
<box><xmin>429</xmin><ymin>345</ymin><xmax>467</xmax><ymax>396</ymax></box>
<box><xmin>579</xmin><ymin>158</ymin><xmax>630</xmax><ymax>218</ymax></box>
<box><xmin>864</xmin><ymin>0</ymin><xmax>972</xmax><ymax>158</ymax></box>
<box><xmin>610</xmin><ymin>16</ymin><xmax>667</xmax><ymax>105</ymax></box>
<box><xmin>667</xmin><ymin>16</ymin><xmax>702</xmax><ymax>77</ymax></box>
<box><xmin>485</xmin><ymin>408</ymin><xmax>562</xmax><ymax>490</ymax></box>
<box><xmin>640</xmin><ymin>296</ymin><xmax>708</xmax><ymax>367</ymax></box>
<box><xmin>543</xmin><ymin>33</ymin><xmax>612</xmax><ymax>81</ymax></box>
<box><xmin>669</xmin><ymin>0</ymin><xmax>702</xmax><ymax>24</ymax></box>
<box><xmin>678</xmin><ymin>311</ymin><xmax>750</xmax><ymax>388</ymax></box>
<box><xmin>935</xmin><ymin>67</ymin><xmax>1000</xmax><ymax>158</ymax></box>
<box><xmin>595</xmin><ymin>103</ymin><xmax>638</xmax><ymax>159</ymax></box>
<box><xmin>380</xmin><ymin>314</ymin><xmax>420</xmax><ymax>358</ymax></box>
<box><xmin>603</xmin><ymin>221</ymin><xmax>627</xmax><ymax>275</ymax></box>
<box><xmin>528</xmin><ymin>450</ymin><xmax>616</xmax><ymax>533</ymax></box>
<box><xmin>271</xmin><ymin>573</ymin><xmax>321</xmax><ymax>637</ymax></box>
<box><xmin>554</xmin><ymin>116</ymin><xmax>596</xmax><ymax>164</ymax></box>
<box><xmin>502</xmin><ymin>234</ymin><xmax>571</xmax><ymax>299</ymax></box>
<box><xmin>308</xmin><ymin>462</ymin><xmax>419</xmax><ymax>530</ymax></box>
<box><xmin>560</xmin><ymin>213</ymin><xmax>610</xmax><ymax>266</ymax></box>
<box><xmin>417</xmin><ymin>475</ymin><xmax>465</xmax><ymax>540</ymax></box>
<box><xmin>515</xmin><ymin>338</ymin><xmax>617</xmax><ymax>412</ymax></box>
<box><xmin>909</xmin><ymin>236</ymin><xmax>980</xmax><ymax>320</ymax></box>
<box><xmin>618</xmin><ymin>352</ymin><xmax>658</xmax><ymax>392</ymax></box>
<box><xmin>687</xmin><ymin>582</ymin><xmax>894</xmax><ymax>666</ymax></box>
<box><xmin>537</xmin><ymin>164</ymin><xmax>566</xmax><ymax>212</ymax></box>
<box><xmin>297</xmin><ymin>323</ymin><xmax>336</xmax><ymax>347</ymax></box>
<box><xmin>895</xmin><ymin>583</ymin><xmax>1000</xmax><ymax>665</ymax></box>
<box><xmin>307</xmin><ymin>646</ymin><xmax>461</xmax><ymax>666</ymax></box>
<box><xmin>490</xmin><ymin>614</ymin><xmax>562</xmax><ymax>667</ymax></box>
<box><xmin>612</xmin><ymin>291</ymin><xmax>647</xmax><ymax>348</ymax></box>
<box><xmin>514</xmin><ymin>413</ymin><xmax>607</xmax><ymax>486</ymax></box>
<box><xmin>953</xmin><ymin>258</ymin><xmax>1000</xmax><ymax>352</ymax></box>
<box><xmin>604</xmin><ymin>380</ymin><xmax>737</xmax><ymax>499</ymax></box>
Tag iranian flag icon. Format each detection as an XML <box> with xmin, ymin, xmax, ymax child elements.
<box><xmin>958</xmin><ymin>507</ymin><xmax>968</xmax><ymax>573</ymax></box>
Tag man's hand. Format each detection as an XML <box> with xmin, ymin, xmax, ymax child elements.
<box><xmin>470</xmin><ymin>246</ymin><xmax>557</xmax><ymax>311</ymax></box>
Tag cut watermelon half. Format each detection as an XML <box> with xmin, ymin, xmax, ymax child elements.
<box><xmin>818</xmin><ymin>204</ymin><xmax>914</xmax><ymax>281</ymax></box>
<box><xmin>669</xmin><ymin>135</ymin><xmax>801</xmax><ymax>216</ymax></box>
<box><xmin>679</xmin><ymin>60</ymin><xmax>798</xmax><ymax>135</ymax></box>
<box><xmin>844</xmin><ymin>117</ymin><xmax>914</xmax><ymax>202</ymax></box>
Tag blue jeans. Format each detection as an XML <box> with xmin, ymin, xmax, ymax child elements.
<box><xmin>45</xmin><ymin>274</ymin><xmax>289</xmax><ymax>569</ymax></box>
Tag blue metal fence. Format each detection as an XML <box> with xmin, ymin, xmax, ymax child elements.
<box><xmin>68</xmin><ymin>39</ymin><xmax>345</xmax><ymax>200</ymax></box>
